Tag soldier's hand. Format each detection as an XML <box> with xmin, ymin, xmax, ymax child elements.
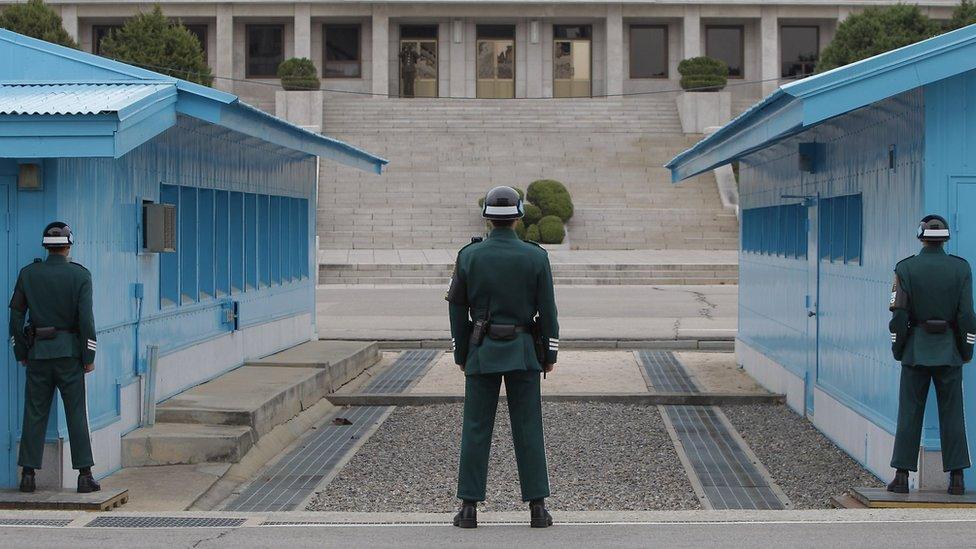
<box><xmin>458</xmin><ymin>362</ymin><xmax>466</xmax><ymax>372</ymax></box>
<box><xmin>543</xmin><ymin>363</ymin><xmax>555</xmax><ymax>373</ymax></box>
<box><xmin>84</xmin><ymin>363</ymin><xmax>95</xmax><ymax>373</ymax></box>
<box><xmin>19</xmin><ymin>360</ymin><xmax>26</xmax><ymax>367</ymax></box>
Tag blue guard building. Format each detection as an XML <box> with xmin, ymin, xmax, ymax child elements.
<box><xmin>0</xmin><ymin>30</ymin><xmax>386</xmax><ymax>488</ymax></box>
<box><xmin>668</xmin><ymin>24</ymin><xmax>976</xmax><ymax>488</ymax></box>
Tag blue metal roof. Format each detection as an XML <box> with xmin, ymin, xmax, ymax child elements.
<box><xmin>666</xmin><ymin>23</ymin><xmax>976</xmax><ymax>183</ymax></box>
<box><xmin>0</xmin><ymin>30</ymin><xmax>388</xmax><ymax>173</ymax></box>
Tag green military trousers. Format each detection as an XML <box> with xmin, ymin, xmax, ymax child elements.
<box><xmin>457</xmin><ymin>370</ymin><xmax>550</xmax><ymax>502</ymax></box>
<box><xmin>18</xmin><ymin>357</ymin><xmax>94</xmax><ymax>470</ymax></box>
<box><xmin>891</xmin><ymin>365</ymin><xmax>971</xmax><ymax>472</ymax></box>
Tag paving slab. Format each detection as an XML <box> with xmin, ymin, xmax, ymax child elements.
<box><xmin>247</xmin><ymin>340</ymin><xmax>378</xmax><ymax>370</ymax></box>
<box><xmin>852</xmin><ymin>487</ymin><xmax>976</xmax><ymax>508</ymax></box>
<box><xmin>673</xmin><ymin>352</ymin><xmax>766</xmax><ymax>394</ymax></box>
<box><xmin>122</xmin><ymin>424</ymin><xmax>255</xmax><ymax>467</ymax></box>
<box><xmin>99</xmin><ymin>464</ymin><xmax>230</xmax><ymax>512</ymax></box>
<box><xmin>0</xmin><ymin>488</ymin><xmax>128</xmax><ymax>511</ymax></box>
<box><xmin>409</xmin><ymin>351</ymin><xmax>648</xmax><ymax>395</ymax></box>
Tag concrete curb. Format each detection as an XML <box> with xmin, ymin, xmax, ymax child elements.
<box><xmin>326</xmin><ymin>392</ymin><xmax>784</xmax><ymax>407</ymax></box>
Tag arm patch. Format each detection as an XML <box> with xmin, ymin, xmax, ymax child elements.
<box><xmin>445</xmin><ymin>268</ymin><xmax>467</xmax><ymax>305</ymax></box>
<box><xmin>890</xmin><ymin>274</ymin><xmax>909</xmax><ymax>311</ymax></box>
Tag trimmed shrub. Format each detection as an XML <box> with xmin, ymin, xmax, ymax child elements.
<box><xmin>99</xmin><ymin>7</ymin><xmax>212</xmax><ymax>86</ymax></box>
<box><xmin>278</xmin><ymin>57</ymin><xmax>321</xmax><ymax>90</ymax></box>
<box><xmin>525</xmin><ymin>224</ymin><xmax>541</xmax><ymax>242</ymax></box>
<box><xmin>526</xmin><ymin>179</ymin><xmax>573</xmax><ymax>222</ymax></box>
<box><xmin>816</xmin><ymin>5</ymin><xmax>939</xmax><ymax>72</ymax></box>
<box><xmin>514</xmin><ymin>219</ymin><xmax>526</xmax><ymax>240</ymax></box>
<box><xmin>523</xmin><ymin>203</ymin><xmax>543</xmax><ymax>227</ymax></box>
<box><xmin>677</xmin><ymin>57</ymin><xmax>728</xmax><ymax>91</ymax></box>
<box><xmin>537</xmin><ymin>215</ymin><xmax>565</xmax><ymax>245</ymax></box>
<box><xmin>0</xmin><ymin>0</ymin><xmax>77</xmax><ymax>48</ymax></box>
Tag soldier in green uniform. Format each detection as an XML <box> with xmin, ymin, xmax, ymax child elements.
<box><xmin>9</xmin><ymin>222</ymin><xmax>100</xmax><ymax>494</ymax></box>
<box><xmin>888</xmin><ymin>214</ymin><xmax>976</xmax><ymax>495</ymax></box>
<box><xmin>447</xmin><ymin>186</ymin><xmax>558</xmax><ymax>529</ymax></box>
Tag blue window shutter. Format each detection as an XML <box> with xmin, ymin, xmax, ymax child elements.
<box><xmin>198</xmin><ymin>189</ymin><xmax>216</xmax><ymax>300</ymax></box>
<box><xmin>846</xmin><ymin>194</ymin><xmax>863</xmax><ymax>265</ymax></box>
<box><xmin>180</xmin><ymin>187</ymin><xmax>198</xmax><ymax>304</ymax></box>
<box><xmin>259</xmin><ymin>195</ymin><xmax>271</xmax><ymax>287</ymax></box>
<box><xmin>244</xmin><ymin>193</ymin><xmax>258</xmax><ymax>290</ymax></box>
<box><xmin>819</xmin><ymin>198</ymin><xmax>831</xmax><ymax>261</ymax></box>
<box><xmin>301</xmin><ymin>198</ymin><xmax>309</xmax><ymax>277</ymax></box>
<box><xmin>270</xmin><ymin>195</ymin><xmax>281</xmax><ymax>285</ymax></box>
<box><xmin>159</xmin><ymin>184</ymin><xmax>180</xmax><ymax>308</ymax></box>
<box><xmin>830</xmin><ymin>196</ymin><xmax>846</xmax><ymax>263</ymax></box>
<box><xmin>215</xmin><ymin>190</ymin><xmax>230</xmax><ymax>296</ymax></box>
<box><xmin>229</xmin><ymin>191</ymin><xmax>245</xmax><ymax>293</ymax></box>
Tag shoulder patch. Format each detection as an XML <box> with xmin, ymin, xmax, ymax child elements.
<box><xmin>522</xmin><ymin>240</ymin><xmax>548</xmax><ymax>254</ymax></box>
<box><xmin>949</xmin><ymin>254</ymin><xmax>970</xmax><ymax>265</ymax></box>
<box><xmin>895</xmin><ymin>255</ymin><xmax>915</xmax><ymax>269</ymax></box>
<box><xmin>69</xmin><ymin>261</ymin><xmax>90</xmax><ymax>273</ymax></box>
<box><xmin>456</xmin><ymin>236</ymin><xmax>484</xmax><ymax>258</ymax></box>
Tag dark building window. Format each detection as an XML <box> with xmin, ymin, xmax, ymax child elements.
<box><xmin>246</xmin><ymin>24</ymin><xmax>284</xmax><ymax>78</ymax></box>
<box><xmin>781</xmin><ymin>26</ymin><xmax>819</xmax><ymax>78</ymax></box>
<box><xmin>705</xmin><ymin>25</ymin><xmax>744</xmax><ymax>78</ymax></box>
<box><xmin>324</xmin><ymin>24</ymin><xmax>361</xmax><ymax>78</ymax></box>
<box><xmin>629</xmin><ymin>25</ymin><xmax>668</xmax><ymax>78</ymax></box>
<box><xmin>183</xmin><ymin>24</ymin><xmax>208</xmax><ymax>62</ymax></box>
<box><xmin>742</xmin><ymin>204</ymin><xmax>808</xmax><ymax>259</ymax></box>
<box><xmin>92</xmin><ymin>24</ymin><xmax>123</xmax><ymax>55</ymax></box>
<box><xmin>554</xmin><ymin>25</ymin><xmax>592</xmax><ymax>40</ymax></box>
<box><xmin>477</xmin><ymin>25</ymin><xmax>515</xmax><ymax>39</ymax></box>
<box><xmin>818</xmin><ymin>193</ymin><xmax>863</xmax><ymax>265</ymax></box>
<box><xmin>400</xmin><ymin>25</ymin><xmax>438</xmax><ymax>39</ymax></box>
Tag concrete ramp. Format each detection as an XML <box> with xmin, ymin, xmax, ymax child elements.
<box><xmin>121</xmin><ymin>341</ymin><xmax>379</xmax><ymax>468</ymax></box>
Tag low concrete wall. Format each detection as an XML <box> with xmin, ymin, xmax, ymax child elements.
<box><xmin>676</xmin><ymin>91</ymin><xmax>732</xmax><ymax>134</ymax></box>
<box><xmin>275</xmin><ymin>90</ymin><xmax>324</xmax><ymax>133</ymax></box>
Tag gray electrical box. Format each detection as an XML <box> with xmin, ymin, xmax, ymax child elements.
<box><xmin>143</xmin><ymin>203</ymin><xmax>177</xmax><ymax>253</ymax></box>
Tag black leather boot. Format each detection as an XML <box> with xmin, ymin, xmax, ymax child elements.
<box><xmin>949</xmin><ymin>469</ymin><xmax>966</xmax><ymax>495</ymax></box>
<box><xmin>453</xmin><ymin>501</ymin><xmax>477</xmax><ymax>529</ymax></box>
<box><xmin>529</xmin><ymin>499</ymin><xmax>553</xmax><ymax>528</ymax></box>
<box><xmin>19</xmin><ymin>469</ymin><xmax>35</xmax><ymax>493</ymax></box>
<box><xmin>77</xmin><ymin>472</ymin><xmax>101</xmax><ymax>494</ymax></box>
<box><xmin>887</xmin><ymin>469</ymin><xmax>909</xmax><ymax>494</ymax></box>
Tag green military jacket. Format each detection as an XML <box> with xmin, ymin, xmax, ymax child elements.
<box><xmin>446</xmin><ymin>228</ymin><xmax>559</xmax><ymax>375</ymax></box>
<box><xmin>889</xmin><ymin>246</ymin><xmax>976</xmax><ymax>366</ymax></box>
<box><xmin>9</xmin><ymin>254</ymin><xmax>97</xmax><ymax>364</ymax></box>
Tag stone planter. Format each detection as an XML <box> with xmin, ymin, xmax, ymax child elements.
<box><xmin>275</xmin><ymin>90</ymin><xmax>324</xmax><ymax>133</ymax></box>
<box><xmin>676</xmin><ymin>91</ymin><xmax>732</xmax><ymax>134</ymax></box>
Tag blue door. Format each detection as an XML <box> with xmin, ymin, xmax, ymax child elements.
<box><xmin>950</xmin><ymin>178</ymin><xmax>976</xmax><ymax>486</ymax></box>
<box><xmin>0</xmin><ymin>180</ymin><xmax>13</xmax><ymax>487</ymax></box>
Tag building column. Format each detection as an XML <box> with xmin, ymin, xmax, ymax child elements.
<box><xmin>683</xmin><ymin>6</ymin><xmax>701</xmax><ymax>60</ymax></box>
<box><xmin>449</xmin><ymin>19</ymin><xmax>465</xmax><ymax>98</ymax></box>
<box><xmin>605</xmin><ymin>4</ymin><xmax>623</xmax><ymax>97</ymax></box>
<box><xmin>760</xmin><ymin>7</ymin><xmax>779</xmax><ymax>97</ymax></box>
<box><xmin>294</xmin><ymin>3</ymin><xmax>312</xmax><ymax>60</ymax></box>
<box><xmin>371</xmin><ymin>10</ymin><xmax>389</xmax><ymax>97</ymax></box>
<box><xmin>60</xmin><ymin>5</ymin><xmax>78</xmax><ymax>43</ymax></box>
<box><xmin>215</xmin><ymin>4</ymin><xmax>234</xmax><ymax>93</ymax></box>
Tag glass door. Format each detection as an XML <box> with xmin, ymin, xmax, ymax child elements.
<box><xmin>476</xmin><ymin>25</ymin><xmax>515</xmax><ymax>99</ymax></box>
<box><xmin>553</xmin><ymin>25</ymin><xmax>591</xmax><ymax>98</ymax></box>
<box><xmin>399</xmin><ymin>25</ymin><xmax>438</xmax><ymax>98</ymax></box>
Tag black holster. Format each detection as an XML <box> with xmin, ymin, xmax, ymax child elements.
<box><xmin>531</xmin><ymin>322</ymin><xmax>545</xmax><ymax>363</ymax></box>
<box><xmin>23</xmin><ymin>324</ymin><xmax>35</xmax><ymax>350</ymax></box>
<box><xmin>470</xmin><ymin>318</ymin><xmax>489</xmax><ymax>347</ymax></box>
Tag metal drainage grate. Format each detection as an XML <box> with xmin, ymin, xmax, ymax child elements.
<box><xmin>636</xmin><ymin>350</ymin><xmax>699</xmax><ymax>393</ymax></box>
<box><xmin>224</xmin><ymin>350</ymin><xmax>441</xmax><ymax>512</ymax></box>
<box><xmin>667</xmin><ymin>405</ymin><xmax>784</xmax><ymax>510</ymax></box>
<box><xmin>363</xmin><ymin>349</ymin><xmax>440</xmax><ymax>394</ymax></box>
<box><xmin>85</xmin><ymin>516</ymin><xmax>246</xmax><ymax>528</ymax></box>
<box><xmin>0</xmin><ymin>518</ymin><xmax>73</xmax><ymax>527</ymax></box>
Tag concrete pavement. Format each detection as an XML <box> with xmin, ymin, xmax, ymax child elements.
<box><xmin>316</xmin><ymin>284</ymin><xmax>736</xmax><ymax>342</ymax></box>
<box><xmin>2</xmin><ymin>510</ymin><xmax>975</xmax><ymax>547</ymax></box>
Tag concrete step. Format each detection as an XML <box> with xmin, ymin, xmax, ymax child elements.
<box><xmin>122</xmin><ymin>423</ymin><xmax>254</xmax><ymax>467</ymax></box>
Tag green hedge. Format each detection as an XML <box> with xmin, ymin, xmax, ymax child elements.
<box><xmin>523</xmin><ymin>203</ymin><xmax>543</xmax><ymax>227</ymax></box>
<box><xmin>514</xmin><ymin>219</ymin><xmax>526</xmax><ymax>239</ymax></box>
<box><xmin>677</xmin><ymin>57</ymin><xmax>728</xmax><ymax>91</ymax></box>
<box><xmin>525</xmin><ymin>224</ymin><xmax>541</xmax><ymax>242</ymax></box>
<box><xmin>278</xmin><ymin>58</ymin><xmax>321</xmax><ymax>90</ymax></box>
<box><xmin>526</xmin><ymin>179</ymin><xmax>573</xmax><ymax>222</ymax></box>
<box><xmin>537</xmin><ymin>215</ymin><xmax>565</xmax><ymax>244</ymax></box>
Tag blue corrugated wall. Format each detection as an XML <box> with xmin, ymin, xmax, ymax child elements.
<box><xmin>2</xmin><ymin>115</ymin><xmax>317</xmax><ymax>482</ymax></box>
<box><xmin>739</xmin><ymin>90</ymin><xmax>925</xmax><ymax>437</ymax></box>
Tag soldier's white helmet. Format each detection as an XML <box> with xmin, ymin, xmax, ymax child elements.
<box><xmin>917</xmin><ymin>214</ymin><xmax>950</xmax><ymax>242</ymax></box>
<box><xmin>482</xmin><ymin>186</ymin><xmax>524</xmax><ymax>221</ymax></box>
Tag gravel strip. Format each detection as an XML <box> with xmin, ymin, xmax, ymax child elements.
<box><xmin>723</xmin><ymin>404</ymin><xmax>884</xmax><ymax>508</ymax></box>
<box><xmin>308</xmin><ymin>403</ymin><xmax>700</xmax><ymax>512</ymax></box>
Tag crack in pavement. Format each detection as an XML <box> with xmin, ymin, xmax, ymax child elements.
<box><xmin>190</xmin><ymin>528</ymin><xmax>234</xmax><ymax>548</ymax></box>
<box><xmin>688</xmin><ymin>290</ymin><xmax>717</xmax><ymax>320</ymax></box>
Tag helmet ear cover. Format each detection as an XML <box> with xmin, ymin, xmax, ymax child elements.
<box><xmin>917</xmin><ymin>214</ymin><xmax>950</xmax><ymax>242</ymax></box>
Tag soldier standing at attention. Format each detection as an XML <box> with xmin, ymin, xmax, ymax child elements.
<box><xmin>447</xmin><ymin>186</ymin><xmax>559</xmax><ymax>529</ymax></box>
<box><xmin>888</xmin><ymin>214</ymin><xmax>976</xmax><ymax>495</ymax></box>
<box><xmin>9</xmin><ymin>222</ymin><xmax>99</xmax><ymax>494</ymax></box>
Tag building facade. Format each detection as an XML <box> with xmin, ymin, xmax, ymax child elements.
<box><xmin>0</xmin><ymin>29</ymin><xmax>385</xmax><ymax>488</ymax></box>
<box><xmin>29</xmin><ymin>1</ymin><xmax>960</xmax><ymax>111</ymax></box>
<box><xmin>668</xmin><ymin>25</ymin><xmax>976</xmax><ymax>488</ymax></box>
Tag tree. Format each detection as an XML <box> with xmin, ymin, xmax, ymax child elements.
<box><xmin>100</xmin><ymin>6</ymin><xmax>213</xmax><ymax>86</ymax></box>
<box><xmin>948</xmin><ymin>0</ymin><xmax>976</xmax><ymax>30</ymax></box>
<box><xmin>816</xmin><ymin>5</ymin><xmax>940</xmax><ymax>73</ymax></box>
<box><xmin>0</xmin><ymin>0</ymin><xmax>77</xmax><ymax>48</ymax></box>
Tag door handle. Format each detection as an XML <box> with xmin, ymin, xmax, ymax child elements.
<box><xmin>808</xmin><ymin>310</ymin><xmax>817</xmax><ymax>317</ymax></box>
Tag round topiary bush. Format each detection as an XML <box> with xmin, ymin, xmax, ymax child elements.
<box><xmin>523</xmin><ymin>203</ymin><xmax>543</xmax><ymax>227</ymax></box>
<box><xmin>677</xmin><ymin>57</ymin><xmax>728</xmax><ymax>91</ymax></box>
<box><xmin>526</xmin><ymin>179</ymin><xmax>573</xmax><ymax>222</ymax></box>
<box><xmin>278</xmin><ymin>58</ymin><xmax>321</xmax><ymax>90</ymax></box>
<box><xmin>525</xmin><ymin>224</ymin><xmax>541</xmax><ymax>242</ymax></box>
<box><xmin>537</xmin><ymin>215</ymin><xmax>565</xmax><ymax>244</ymax></box>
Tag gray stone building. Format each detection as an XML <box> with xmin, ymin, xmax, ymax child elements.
<box><xmin>35</xmin><ymin>1</ymin><xmax>959</xmax><ymax>110</ymax></box>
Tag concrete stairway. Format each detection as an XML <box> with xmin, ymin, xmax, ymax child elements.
<box><xmin>320</xmin><ymin>262</ymin><xmax>738</xmax><ymax>286</ymax></box>
<box><xmin>318</xmin><ymin>95</ymin><xmax>738</xmax><ymax>251</ymax></box>
<box><xmin>121</xmin><ymin>341</ymin><xmax>379</xmax><ymax>467</ymax></box>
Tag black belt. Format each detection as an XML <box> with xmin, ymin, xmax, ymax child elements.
<box><xmin>487</xmin><ymin>324</ymin><xmax>531</xmax><ymax>340</ymax></box>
